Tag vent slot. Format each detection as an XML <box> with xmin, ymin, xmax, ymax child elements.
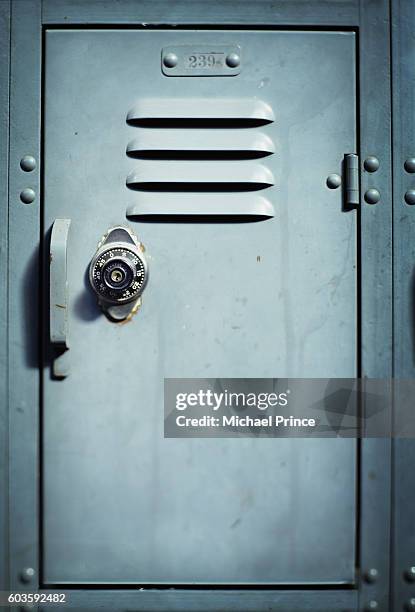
<box><xmin>126</xmin><ymin>131</ymin><xmax>275</xmax><ymax>160</ymax></box>
<box><xmin>128</xmin><ymin>118</ymin><xmax>270</xmax><ymax>128</ymax></box>
<box><xmin>127</xmin><ymin>98</ymin><xmax>275</xmax><ymax>128</ymax></box>
<box><xmin>126</xmin><ymin>162</ymin><xmax>274</xmax><ymax>192</ymax></box>
<box><xmin>125</xmin><ymin>98</ymin><xmax>275</xmax><ymax>220</ymax></box>
<box><xmin>126</xmin><ymin>194</ymin><xmax>275</xmax><ymax>220</ymax></box>
<box><xmin>127</xmin><ymin>182</ymin><xmax>271</xmax><ymax>193</ymax></box>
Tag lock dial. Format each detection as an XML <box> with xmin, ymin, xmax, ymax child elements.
<box><xmin>89</xmin><ymin>226</ymin><xmax>148</xmax><ymax>321</ymax></box>
<box><xmin>90</xmin><ymin>247</ymin><xmax>146</xmax><ymax>304</ymax></box>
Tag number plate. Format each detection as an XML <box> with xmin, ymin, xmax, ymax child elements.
<box><xmin>161</xmin><ymin>45</ymin><xmax>241</xmax><ymax>77</ymax></box>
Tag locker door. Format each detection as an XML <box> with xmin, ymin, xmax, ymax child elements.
<box><xmin>43</xmin><ymin>29</ymin><xmax>357</xmax><ymax>585</ymax></box>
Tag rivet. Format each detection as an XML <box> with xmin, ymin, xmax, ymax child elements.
<box><xmin>405</xmin><ymin>190</ymin><xmax>415</xmax><ymax>206</ymax></box>
<box><xmin>364</xmin><ymin>601</ymin><xmax>379</xmax><ymax>611</ymax></box>
<box><xmin>365</xmin><ymin>188</ymin><xmax>381</xmax><ymax>205</ymax></box>
<box><xmin>163</xmin><ymin>52</ymin><xmax>178</xmax><ymax>69</ymax></box>
<box><xmin>364</xmin><ymin>568</ymin><xmax>379</xmax><ymax>583</ymax></box>
<box><xmin>226</xmin><ymin>52</ymin><xmax>240</xmax><ymax>68</ymax></box>
<box><xmin>20</xmin><ymin>567</ymin><xmax>35</xmax><ymax>583</ymax></box>
<box><xmin>404</xmin><ymin>158</ymin><xmax>415</xmax><ymax>173</ymax></box>
<box><xmin>405</xmin><ymin>567</ymin><xmax>415</xmax><ymax>582</ymax></box>
<box><xmin>20</xmin><ymin>188</ymin><xmax>36</xmax><ymax>204</ymax></box>
<box><xmin>405</xmin><ymin>598</ymin><xmax>415</xmax><ymax>611</ymax></box>
<box><xmin>20</xmin><ymin>155</ymin><xmax>36</xmax><ymax>172</ymax></box>
<box><xmin>364</xmin><ymin>156</ymin><xmax>380</xmax><ymax>173</ymax></box>
<box><xmin>326</xmin><ymin>173</ymin><xmax>342</xmax><ymax>189</ymax></box>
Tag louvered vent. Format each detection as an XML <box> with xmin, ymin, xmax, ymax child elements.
<box><xmin>125</xmin><ymin>98</ymin><xmax>275</xmax><ymax>220</ymax></box>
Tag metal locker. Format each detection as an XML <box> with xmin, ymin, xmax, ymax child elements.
<box><xmin>1</xmin><ymin>1</ymin><xmax>412</xmax><ymax>610</ymax></box>
<box><xmin>42</xmin><ymin>28</ymin><xmax>357</xmax><ymax>585</ymax></box>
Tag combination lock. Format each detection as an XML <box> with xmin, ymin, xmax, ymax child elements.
<box><xmin>89</xmin><ymin>226</ymin><xmax>148</xmax><ymax>321</ymax></box>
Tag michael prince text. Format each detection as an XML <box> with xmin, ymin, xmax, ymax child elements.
<box><xmin>174</xmin><ymin>389</ymin><xmax>316</xmax><ymax>429</ymax></box>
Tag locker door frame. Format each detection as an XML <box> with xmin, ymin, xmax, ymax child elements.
<box><xmin>1</xmin><ymin>0</ymin><xmax>393</xmax><ymax>610</ymax></box>
<box><xmin>391</xmin><ymin>1</ymin><xmax>415</xmax><ymax>610</ymax></box>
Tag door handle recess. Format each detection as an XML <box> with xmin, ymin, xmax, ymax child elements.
<box><xmin>50</xmin><ymin>218</ymin><xmax>71</xmax><ymax>378</ymax></box>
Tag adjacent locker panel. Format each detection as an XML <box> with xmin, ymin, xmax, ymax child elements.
<box><xmin>42</xmin><ymin>29</ymin><xmax>357</xmax><ymax>584</ymax></box>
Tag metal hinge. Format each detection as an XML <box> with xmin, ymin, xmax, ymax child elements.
<box><xmin>344</xmin><ymin>153</ymin><xmax>359</xmax><ymax>208</ymax></box>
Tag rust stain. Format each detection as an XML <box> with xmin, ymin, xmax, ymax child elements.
<box><xmin>117</xmin><ymin>297</ymin><xmax>142</xmax><ymax>325</ymax></box>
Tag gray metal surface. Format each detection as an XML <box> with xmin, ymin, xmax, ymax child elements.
<box><xmin>8</xmin><ymin>0</ymin><xmax>41</xmax><ymax>594</ymax></box>
<box><xmin>42</xmin><ymin>0</ymin><xmax>359</xmax><ymax>26</ymax></box>
<box><xmin>28</xmin><ymin>589</ymin><xmax>358</xmax><ymax>611</ymax></box>
<box><xmin>391</xmin><ymin>1</ymin><xmax>415</xmax><ymax>611</ymax></box>
<box><xmin>42</xmin><ymin>29</ymin><xmax>357</xmax><ymax>585</ymax></box>
<box><xmin>358</xmin><ymin>0</ymin><xmax>393</xmax><ymax>609</ymax></box>
<box><xmin>391</xmin><ymin>2</ymin><xmax>415</xmax><ymax>380</ymax></box>
<box><xmin>0</xmin><ymin>0</ymin><xmax>10</xmax><ymax>596</ymax></box>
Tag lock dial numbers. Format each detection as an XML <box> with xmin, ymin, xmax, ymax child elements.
<box><xmin>90</xmin><ymin>246</ymin><xmax>147</xmax><ymax>304</ymax></box>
